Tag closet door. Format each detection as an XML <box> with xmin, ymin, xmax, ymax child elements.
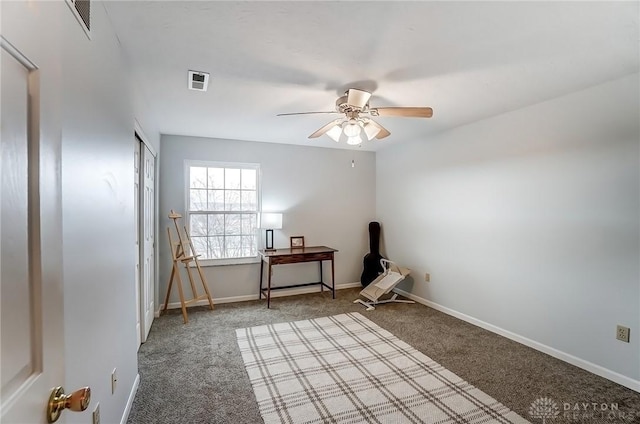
<box><xmin>141</xmin><ymin>144</ymin><xmax>156</xmax><ymax>342</ymax></box>
<box><xmin>134</xmin><ymin>139</ymin><xmax>141</xmax><ymax>347</ymax></box>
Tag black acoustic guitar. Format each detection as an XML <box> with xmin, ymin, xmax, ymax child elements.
<box><xmin>361</xmin><ymin>222</ymin><xmax>385</xmax><ymax>287</ymax></box>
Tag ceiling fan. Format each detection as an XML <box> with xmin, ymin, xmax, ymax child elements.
<box><xmin>277</xmin><ymin>88</ymin><xmax>433</xmax><ymax>145</ymax></box>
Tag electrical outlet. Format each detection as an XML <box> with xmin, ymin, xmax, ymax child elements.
<box><xmin>424</xmin><ymin>273</ymin><xmax>430</xmax><ymax>282</ymax></box>
<box><xmin>616</xmin><ymin>325</ymin><xmax>630</xmax><ymax>343</ymax></box>
<box><xmin>92</xmin><ymin>403</ymin><xmax>100</xmax><ymax>424</ymax></box>
<box><xmin>111</xmin><ymin>368</ymin><xmax>118</xmax><ymax>394</ymax></box>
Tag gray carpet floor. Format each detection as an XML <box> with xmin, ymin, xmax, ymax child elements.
<box><xmin>127</xmin><ymin>288</ymin><xmax>640</xmax><ymax>423</ymax></box>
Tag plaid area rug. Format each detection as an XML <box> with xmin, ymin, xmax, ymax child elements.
<box><xmin>236</xmin><ymin>313</ymin><xmax>529</xmax><ymax>424</ymax></box>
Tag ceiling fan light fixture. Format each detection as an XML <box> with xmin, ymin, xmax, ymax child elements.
<box><xmin>363</xmin><ymin>122</ymin><xmax>381</xmax><ymax>140</ymax></box>
<box><xmin>346</xmin><ymin>136</ymin><xmax>362</xmax><ymax>146</ymax></box>
<box><xmin>342</xmin><ymin>119</ymin><xmax>362</xmax><ymax>137</ymax></box>
<box><xmin>326</xmin><ymin>125</ymin><xmax>342</xmax><ymax>142</ymax></box>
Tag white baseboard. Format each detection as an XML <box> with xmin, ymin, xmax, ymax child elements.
<box><xmin>393</xmin><ymin>288</ymin><xmax>640</xmax><ymax>393</ymax></box>
<box><xmin>120</xmin><ymin>373</ymin><xmax>140</xmax><ymax>424</ymax></box>
<box><xmin>156</xmin><ymin>282</ymin><xmax>362</xmax><ymax>316</ymax></box>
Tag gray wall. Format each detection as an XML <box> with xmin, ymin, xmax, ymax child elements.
<box><xmin>376</xmin><ymin>74</ymin><xmax>640</xmax><ymax>386</ymax></box>
<box><xmin>60</xmin><ymin>3</ymin><xmax>150</xmax><ymax>423</ymax></box>
<box><xmin>159</xmin><ymin>135</ymin><xmax>376</xmax><ymax>302</ymax></box>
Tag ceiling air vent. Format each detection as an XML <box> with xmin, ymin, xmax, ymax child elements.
<box><xmin>188</xmin><ymin>71</ymin><xmax>210</xmax><ymax>92</ymax></box>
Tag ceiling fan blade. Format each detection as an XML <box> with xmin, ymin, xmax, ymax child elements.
<box><xmin>308</xmin><ymin>120</ymin><xmax>341</xmax><ymax>139</ymax></box>
<box><xmin>346</xmin><ymin>88</ymin><xmax>372</xmax><ymax>109</ymax></box>
<box><xmin>373</xmin><ymin>122</ymin><xmax>390</xmax><ymax>139</ymax></box>
<box><xmin>371</xmin><ymin>107</ymin><xmax>433</xmax><ymax>118</ymax></box>
<box><xmin>364</xmin><ymin>120</ymin><xmax>390</xmax><ymax>140</ymax></box>
<box><xmin>277</xmin><ymin>111</ymin><xmax>338</xmax><ymax>116</ymax></box>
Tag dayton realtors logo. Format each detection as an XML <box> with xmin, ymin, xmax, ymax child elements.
<box><xmin>529</xmin><ymin>397</ymin><xmax>560</xmax><ymax>423</ymax></box>
<box><xmin>529</xmin><ymin>397</ymin><xmax>637</xmax><ymax>422</ymax></box>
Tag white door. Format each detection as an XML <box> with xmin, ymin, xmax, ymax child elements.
<box><xmin>0</xmin><ymin>40</ymin><xmax>66</xmax><ymax>423</ymax></box>
<box><xmin>134</xmin><ymin>140</ymin><xmax>142</xmax><ymax>347</ymax></box>
<box><xmin>140</xmin><ymin>144</ymin><xmax>155</xmax><ymax>341</ymax></box>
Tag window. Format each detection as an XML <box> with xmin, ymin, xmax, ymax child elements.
<box><xmin>186</xmin><ymin>162</ymin><xmax>260</xmax><ymax>264</ymax></box>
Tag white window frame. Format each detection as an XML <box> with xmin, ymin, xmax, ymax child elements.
<box><xmin>184</xmin><ymin>160</ymin><xmax>261</xmax><ymax>266</ymax></box>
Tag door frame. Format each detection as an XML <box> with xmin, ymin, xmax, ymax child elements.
<box><xmin>134</xmin><ymin>120</ymin><xmax>157</xmax><ymax>344</ymax></box>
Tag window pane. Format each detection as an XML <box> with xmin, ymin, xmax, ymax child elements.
<box><xmin>241</xmin><ymin>214</ymin><xmax>257</xmax><ymax>235</ymax></box>
<box><xmin>190</xmin><ymin>214</ymin><xmax>207</xmax><ymax>236</ymax></box>
<box><xmin>209</xmin><ymin>214</ymin><xmax>224</xmax><ymax>236</ymax></box>
<box><xmin>225</xmin><ymin>168</ymin><xmax>240</xmax><ymax>189</ymax></box>
<box><xmin>190</xmin><ymin>167</ymin><xmax>207</xmax><ymax>189</ymax></box>
<box><xmin>208</xmin><ymin>167</ymin><xmax>224</xmax><ymax>189</ymax></box>
<box><xmin>225</xmin><ymin>190</ymin><xmax>241</xmax><ymax>211</ymax></box>
<box><xmin>241</xmin><ymin>169</ymin><xmax>256</xmax><ymax>190</ymax></box>
<box><xmin>189</xmin><ymin>189</ymin><xmax>207</xmax><ymax>211</ymax></box>
<box><xmin>208</xmin><ymin>190</ymin><xmax>224</xmax><ymax>211</ymax></box>
<box><xmin>209</xmin><ymin>236</ymin><xmax>224</xmax><ymax>259</ymax></box>
<box><xmin>225</xmin><ymin>214</ymin><xmax>241</xmax><ymax>235</ymax></box>
<box><xmin>225</xmin><ymin>236</ymin><xmax>242</xmax><ymax>258</ymax></box>
<box><xmin>242</xmin><ymin>235</ymin><xmax>256</xmax><ymax>257</ymax></box>
<box><xmin>241</xmin><ymin>191</ymin><xmax>256</xmax><ymax>212</ymax></box>
<box><xmin>190</xmin><ymin>236</ymin><xmax>209</xmax><ymax>259</ymax></box>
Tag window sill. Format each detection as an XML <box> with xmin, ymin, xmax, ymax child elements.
<box><xmin>194</xmin><ymin>257</ymin><xmax>261</xmax><ymax>267</ymax></box>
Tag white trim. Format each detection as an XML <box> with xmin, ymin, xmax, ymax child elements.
<box><xmin>156</xmin><ymin>282</ymin><xmax>362</xmax><ymax>316</ymax></box>
<box><xmin>195</xmin><ymin>257</ymin><xmax>261</xmax><ymax>267</ymax></box>
<box><xmin>120</xmin><ymin>373</ymin><xmax>140</xmax><ymax>424</ymax></box>
<box><xmin>393</xmin><ymin>288</ymin><xmax>640</xmax><ymax>392</ymax></box>
<box><xmin>185</xmin><ymin>159</ymin><xmax>260</xmax><ymax>170</ymax></box>
<box><xmin>1</xmin><ymin>37</ymin><xmax>38</xmax><ymax>70</ymax></box>
<box><xmin>134</xmin><ymin>119</ymin><xmax>156</xmax><ymax>157</ymax></box>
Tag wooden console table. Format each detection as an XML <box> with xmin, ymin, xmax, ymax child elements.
<box><xmin>258</xmin><ymin>246</ymin><xmax>338</xmax><ymax>308</ymax></box>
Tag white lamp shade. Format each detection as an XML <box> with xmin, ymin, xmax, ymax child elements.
<box><xmin>261</xmin><ymin>213</ymin><xmax>282</xmax><ymax>229</ymax></box>
<box><xmin>363</xmin><ymin>122</ymin><xmax>381</xmax><ymax>140</ymax></box>
<box><xmin>326</xmin><ymin>125</ymin><xmax>342</xmax><ymax>142</ymax></box>
<box><xmin>342</xmin><ymin>119</ymin><xmax>362</xmax><ymax>137</ymax></box>
<box><xmin>347</xmin><ymin>136</ymin><xmax>362</xmax><ymax>145</ymax></box>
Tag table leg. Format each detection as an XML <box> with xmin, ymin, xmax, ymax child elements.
<box><xmin>259</xmin><ymin>259</ymin><xmax>264</xmax><ymax>300</ymax></box>
<box><xmin>319</xmin><ymin>261</ymin><xmax>324</xmax><ymax>292</ymax></box>
<box><xmin>331</xmin><ymin>255</ymin><xmax>336</xmax><ymax>299</ymax></box>
<box><xmin>267</xmin><ymin>262</ymin><xmax>272</xmax><ymax>308</ymax></box>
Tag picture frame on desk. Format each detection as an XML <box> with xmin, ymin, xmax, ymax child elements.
<box><xmin>290</xmin><ymin>236</ymin><xmax>305</xmax><ymax>249</ymax></box>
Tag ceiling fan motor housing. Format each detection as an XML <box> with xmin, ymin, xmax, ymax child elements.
<box><xmin>335</xmin><ymin>95</ymin><xmax>368</xmax><ymax>114</ymax></box>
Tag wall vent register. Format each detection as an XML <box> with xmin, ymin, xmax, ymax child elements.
<box><xmin>188</xmin><ymin>71</ymin><xmax>210</xmax><ymax>91</ymax></box>
<box><xmin>66</xmin><ymin>0</ymin><xmax>91</xmax><ymax>33</ymax></box>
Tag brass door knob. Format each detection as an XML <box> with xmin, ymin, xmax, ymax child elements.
<box><xmin>47</xmin><ymin>386</ymin><xmax>91</xmax><ymax>423</ymax></box>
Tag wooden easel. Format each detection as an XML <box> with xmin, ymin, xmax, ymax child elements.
<box><xmin>162</xmin><ymin>210</ymin><xmax>214</xmax><ymax>323</ymax></box>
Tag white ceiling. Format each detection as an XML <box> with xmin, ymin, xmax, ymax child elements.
<box><xmin>103</xmin><ymin>1</ymin><xmax>639</xmax><ymax>151</ymax></box>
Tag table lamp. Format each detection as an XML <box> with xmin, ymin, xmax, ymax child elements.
<box><xmin>260</xmin><ymin>213</ymin><xmax>282</xmax><ymax>251</ymax></box>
